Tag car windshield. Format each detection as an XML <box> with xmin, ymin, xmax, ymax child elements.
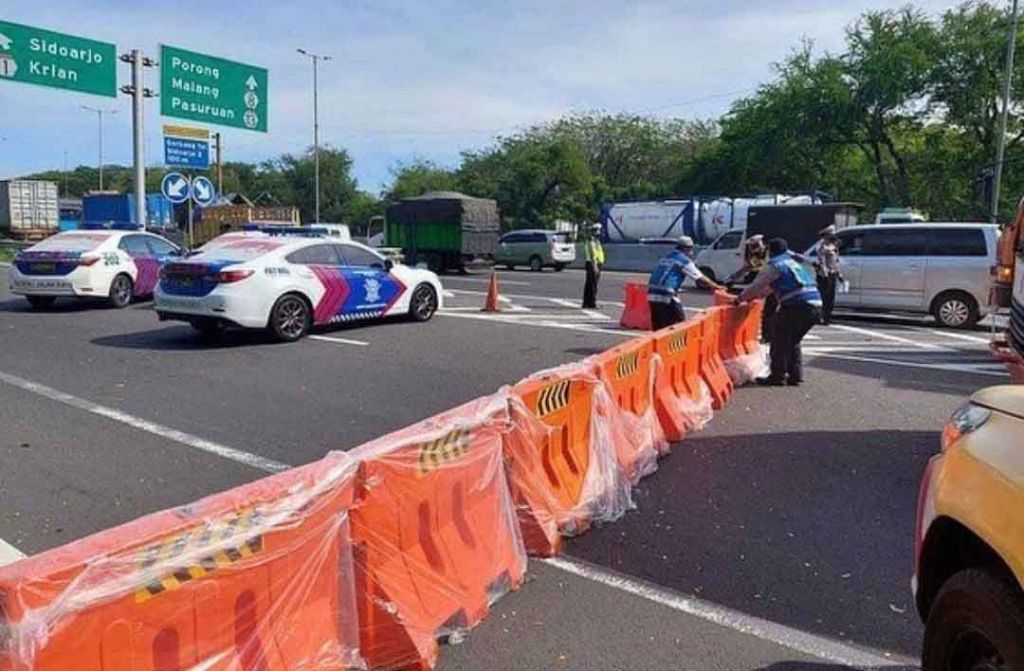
<box><xmin>28</xmin><ymin>232</ymin><xmax>111</xmax><ymax>253</ymax></box>
<box><xmin>552</xmin><ymin>233</ymin><xmax>572</xmax><ymax>243</ymax></box>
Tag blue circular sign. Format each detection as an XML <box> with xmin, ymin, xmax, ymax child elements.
<box><xmin>161</xmin><ymin>172</ymin><xmax>189</xmax><ymax>204</ymax></box>
<box><xmin>191</xmin><ymin>176</ymin><xmax>217</xmax><ymax>207</ymax></box>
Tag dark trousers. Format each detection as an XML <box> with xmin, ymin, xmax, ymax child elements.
<box><xmin>583</xmin><ymin>262</ymin><xmax>601</xmax><ymax>308</ymax></box>
<box><xmin>817</xmin><ymin>275</ymin><xmax>837</xmax><ymax>324</ymax></box>
<box><xmin>769</xmin><ymin>303</ymin><xmax>821</xmax><ymax>383</ymax></box>
<box><xmin>761</xmin><ymin>294</ymin><xmax>778</xmax><ymax>343</ymax></box>
<box><xmin>650</xmin><ymin>300</ymin><xmax>686</xmax><ymax>330</ymax></box>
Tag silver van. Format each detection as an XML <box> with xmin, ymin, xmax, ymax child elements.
<box><xmin>806</xmin><ymin>223</ymin><xmax>999</xmax><ymax>328</ymax></box>
<box><xmin>494</xmin><ymin>229</ymin><xmax>576</xmax><ymax>271</ymax></box>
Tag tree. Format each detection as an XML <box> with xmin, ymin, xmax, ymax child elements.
<box><xmin>383</xmin><ymin>160</ymin><xmax>460</xmax><ymax>201</ymax></box>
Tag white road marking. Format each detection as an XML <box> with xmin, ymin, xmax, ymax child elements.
<box><xmin>447</xmin><ymin>288</ymin><xmax>626</xmax><ymax>308</ymax></box>
<box><xmin>0</xmin><ymin>537</ymin><xmax>25</xmax><ymax>567</ymax></box>
<box><xmin>445</xmin><ymin>276</ymin><xmax>533</xmax><ymax>286</ymax></box>
<box><xmin>548</xmin><ymin>297</ymin><xmax>580</xmax><ymax>308</ymax></box>
<box><xmin>804</xmin><ymin>351</ymin><xmax>1006</xmax><ymax>377</ymax></box>
<box><xmin>497</xmin><ymin>295</ymin><xmax>532</xmax><ymax>312</ymax></box>
<box><xmin>0</xmin><ymin>371</ymin><xmax>290</xmax><ymax>474</ymax></box>
<box><xmin>442</xmin><ymin>290</ymin><xmax>456</xmax><ymax>299</ymax></box>
<box><xmin>927</xmin><ymin>329</ymin><xmax>992</xmax><ymax>345</ymax></box>
<box><xmin>542</xmin><ymin>556</ymin><xmax>918</xmax><ymax>669</ymax></box>
<box><xmin>308</xmin><ymin>335</ymin><xmax>370</xmax><ymax>346</ymax></box>
<box><xmin>437</xmin><ymin>310</ymin><xmax>632</xmax><ymax>337</ymax></box>
<box><xmin>829</xmin><ymin>324</ymin><xmax>953</xmax><ymax>351</ymax></box>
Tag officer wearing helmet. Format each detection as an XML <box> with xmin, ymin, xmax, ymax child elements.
<box><xmin>648</xmin><ymin>235</ymin><xmax>727</xmax><ymax>330</ymax></box>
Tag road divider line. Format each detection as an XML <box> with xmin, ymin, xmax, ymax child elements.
<box><xmin>0</xmin><ymin>537</ymin><xmax>25</xmax><ymax>568</ymax></box>
<box><xmin>445</xmin><ymin>276</ymin><xmax>533</xmax><ymax>286</ymax></box>
<box><xmin>542</xmin><ymin>556</ymin><xmax>918</xmax><ymax>669</ymax></box>
<box><xmin>803</xmin><ymin>351</ymin><xmax>1006</xmax><ymax>377</ymax></box>
<box><xmin>927</xmin><ymin>329</ymin><xmax>992</xmax><ymax>345</ymax></box>
<box><xmin>0</xmin><ymin>371</ymin><xmax>290</xmax><ymax>474</ymax></box>
<box><xmin>447</xmin><ymin>288</ymin><xmax>626</xmax><ymax>308</ymax></box>
<box><xmin>437</xmin><ymin>310</ymin><xmax>632</xmax><ymax>337</ymax></box>
<box><xmin>308</xmin><ymin>335</ymin><xmax>370</xmax><ymax>346</ymax></box>
<box><xmin>829</xmin><ymin>324</ymin><xmax>953</xmax><ymax>351</ymax></box>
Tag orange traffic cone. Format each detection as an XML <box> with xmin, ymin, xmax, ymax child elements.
<box><xmin>482</xmin><ymin>271</ymin><xmax>501</xmax><ymax>312</ymax></box>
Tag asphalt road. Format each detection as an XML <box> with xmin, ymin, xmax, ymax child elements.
<box><xmin>0</xmin><ymin>265</ymin><xmax>1005</xmax><ymax>669</ymax></box>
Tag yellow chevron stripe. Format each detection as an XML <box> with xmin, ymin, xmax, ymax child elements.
<box><xmin>417</xmin><ymin>428</ymin><xmax>473</xmax><ymax>474</ymax></box>
<box><xmin>669</xmin><ymin>332</ymin><xmax>687</xmax><ymax>354</ymax></box>
<box><xmin>616</xmin><ymin>352</ymin><xmax>639</xmax><ymax>379</ymax></box>
<box><xmin>536</xmin><ymin>379</ymin><xmax>570</xmax><ymax>416</ymax></box>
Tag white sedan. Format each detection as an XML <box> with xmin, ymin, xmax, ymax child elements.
<box><xmin>9</xmin><ymin>228</ymin><xmax>181</xmax><ymax>309</ymax></box>
<box><xmin>154</xmin><ymin>231</ymin><xmax>444</xmax><ymax>342</ymax></box>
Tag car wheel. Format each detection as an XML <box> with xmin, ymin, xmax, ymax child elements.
<box><xmin>554</xmin><ymin>263</ymin><xmax>567</xmax><ymax>272</ymax></box>
<box><xmin>26</xmin><ymin>296</ymin><xmax>56</xmax><ymax>310</ymax></box>
<box><xmin>922</xmin><ymin>568</ymin><xmax>1024</xmax><ymax>671</ymax></box>
<box><xmin>409</xmin><ymin>284</ymin><xmax>438</xmax><ymax>322</ymax></box>
<box><xmin>268</xmin><ymin>294</ymin><xmax>311</xmax><ymax>343</ymax></box>
<box><xmin>108</xmin><ymin>274</ymin><xmax>133</xmax><ymax>309</ymax></box>
<box><xmin>529</xmin><ymin>255</ymin><xmax>544</xmax><ymax>272</ymax></box>
<box><xmin>190</xmin><ymin>318</ymin><xmax>224</xmax><ymax>339</ymax></box>
<box><xmin>933</xmin><ymin>291</ymin><xmax>979</xmax><ymax>329</ymax></box>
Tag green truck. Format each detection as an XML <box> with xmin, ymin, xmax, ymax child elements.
<box><xmin>385</xmin><ymin>192</ymin><xmax>501</xmax><ymax>274</ymax></box>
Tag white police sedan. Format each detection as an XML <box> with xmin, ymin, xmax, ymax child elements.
<box><xmin>9</xmin><ymin>226</ymin><xmax>181</xmax><ymax>309</ymax></box>
<box><xmin>154</xmin><ymin>229</ymin><xmax>444</xmax><ymax>342</ymax></box>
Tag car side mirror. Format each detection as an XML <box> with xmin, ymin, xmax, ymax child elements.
<box><xmin>384</xmin><ymin>258</ymin><xmax>394</xmax><ymax>271</ymax></box>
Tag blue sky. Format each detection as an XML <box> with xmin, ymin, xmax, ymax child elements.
<box><xmin>1</xmin><ymin>0</ymin><xmax>960</xmax><ymax>194</ymax></box>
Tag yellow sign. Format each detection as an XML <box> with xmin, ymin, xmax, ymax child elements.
<box><xmin>163</xmin><ymin>124</ymin><xmax>210</xmax><ymax>140</ymax></box>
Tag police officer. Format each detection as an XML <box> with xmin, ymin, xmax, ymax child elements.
<box><xmin>582</xmin><ymin>223</ymin><xmax>605</xmax><ymax>309</ymax></box>
<box><xmin>648</xmin><ymin>236</ymin><xmax>727</xmax><ymax>330</ymax></box>
<box><xmin>813</xmin><ymin>225</ymin><xmax>843</xmax><ymax>325</ymax></box>
<box><xmin>737</xmin><ymin>237</ymin><xmax>822</xmax><ymax>386</ymax></box>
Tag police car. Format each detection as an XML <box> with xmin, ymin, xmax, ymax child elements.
<box><xmin>154</xmin><ymin>229</ymin><xmax>444</xmax><ymax>342</ymax></box>
<box><xmin>9</xmin><ymin>226</ymin><xmax>181</xmax><ymax>310</ymax></box>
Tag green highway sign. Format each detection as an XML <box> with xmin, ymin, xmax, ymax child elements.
<box><xmin>160</xmin><ymin>44</ymin><xmax>268</xmax><ymax>132</ymax></box>
<box><xmin>0</xmin><ymin>20</ymin><xmax>117</xmax><ymax>97</ymax></box>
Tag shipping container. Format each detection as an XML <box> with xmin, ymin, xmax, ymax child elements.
<box><xmin>0</xmin><ymin>180</ymin><xmax>59</xmax><ymax>238</ymax></box>
<box><xmin>81</xmin><ymin>193</ymin><xmax>176</xmax><ymax>229</ymax></box>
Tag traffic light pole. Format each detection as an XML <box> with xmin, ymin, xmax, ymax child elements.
<box><xmin>120</xmin><ymin>50</ymin><xmax>155</xmax><ymax>229</ymax></box>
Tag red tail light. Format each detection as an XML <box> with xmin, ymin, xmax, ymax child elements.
<box><xmin>218</xmin><ymin>269</ymin><xmax>254</xmax><ymax>283</ymax></box>
<box><xmin>78</xmin><ymin>255</ymin><xmax>100</xmax><ymax>267</ymax></box>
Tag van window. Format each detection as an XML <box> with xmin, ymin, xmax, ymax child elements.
<box><xmin>501</xmin><ymin>232</ymin><xmax>526</xmax><ymax>244</ymax></box>
<box><xmin>837</xmin><ymin>231</ymin><xmax>865</xmax><ymax>256</ymax></box>
<box><xmin>927</xmin><ymin>228</ymin><xmax>988</xmax><ymax>257</ymax></box>
<box><xmin>862</xmin><ymin>228</ymin><xmax>928</xmax><ymax>256</ymax></box>
<box><xmin>714</xmin><ymin>231</ymin><xmax>743</xmax><ymax>250</ymax></box>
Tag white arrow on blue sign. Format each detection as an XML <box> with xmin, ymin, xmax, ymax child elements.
<box><xmin>161</xmin><ymin>172</ymin><xmax>190</xmax><ymax>204</ymax></box>
<box><xmin>191</xmin><ymin>176</ymin><xmax>217</xmax><ymax>207</ymax></box>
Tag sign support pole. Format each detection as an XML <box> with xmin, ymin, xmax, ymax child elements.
<box><xmin>187</xmin><ymin>175</ymin><xmax>194</xmax><ymax>249</ymax></box>
<box><xmin>120</xmin><ymin>50</ymin><xmax>155</xmax><ymax>229</ymax></box>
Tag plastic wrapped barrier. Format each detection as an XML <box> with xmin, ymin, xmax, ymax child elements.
<box><xmin>698</xmin><ymin>306</ymin><xmax>735</xmax><ymax>409</ymax></box>
<box><xmin>652</xmin><ymin>318</ymin><xmax>713</xmax><ymax>442</ymax></box>
<box><xmin>713</xmin><ymin>294</ymin><xmax>768</xmax><ymax>386</ymax></box>
<box><xmin>505</xmin><ymin>363</ymin><xmax>634</xmax><ymax>556</ymax></box>
<box><xmin>0</xmin><ymin>454</ymin><xmax>363</xmax><ymax>671</ymax></box>
<box><xmin>349</xmin><ymin>394</ymin><xmax>528</xmax><ymax>671</ymax></box>
<box><xmin>589</xmin><ymin>337</ymin><xmax>666</xmax><ymax>483</ymax></box>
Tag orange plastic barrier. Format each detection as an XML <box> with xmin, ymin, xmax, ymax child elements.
<box><xmin>652</xmin><ymin>317</ymin><xmax>713</xmax><ymax>442</ymax></box>
<box><xmin>0</xmin><ymin>454</ymin><xmax>362</xmax><ymax>671</ymax></box>
<box><xmin>699</xmin><ymin>306</ymin><xmax>735</xmax><ymax>409</ymax></box>
<box><xmin>713</xmin><ymin>293</ymin><xmax>767</xmax><ymax>386</ymax></box>
<box><xmin>349</xmin><ymin>394</ymin><xmax>528</xmax><ymax>671</ymax></box>
<box><xmin>619</xmin><ymin>282</ymin><xmax>653</xmax><ymax>330</ymax></box>
<box><xmin>506</xmin><ymin>364</ymin><xmax>633</xmax><ymax>556</ymax></box>
<box><xmin>590</xmin><ymin>336</ymin><xmax>666</xmax><ymax>482</ymax></box>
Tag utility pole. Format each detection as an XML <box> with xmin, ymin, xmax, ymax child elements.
<box><xmin>992</xmin><ymin>0</ymin><xmax>1021</xmax><ymax>224</ymax></box>
<box><xmin>119</xmin><ymin>50</ymin><xmax>156</xmax><ymax>228</ymax></box>
<box><xmin>213</xmin><ymin>132</ymin><xmax>223</xmax><ymax>194</ymax></box>
<box><xmin>80</xmin><ymin>106</ymin><xmax>117</xmax><ymax>191</ymax></box>
<box><xmin>62</xmin><ymin>150</ymin><xmax>68</xmax><ymax>198</ymax></box>
<box><xmin>297</xmin><ymin>48</ymin><xmax>331</xmax><ymax>223</ymax></box>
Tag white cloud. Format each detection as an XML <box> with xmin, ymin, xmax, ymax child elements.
<box><xmin>0</xmin><ymin>0</ymin><xmax>966</xmax><ymax>191</ymax></box>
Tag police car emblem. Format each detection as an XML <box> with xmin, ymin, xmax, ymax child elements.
<box><xmin>364</xmin><ymin>278</ymin><xmax>382</xmax><ymax>303</ymax></box>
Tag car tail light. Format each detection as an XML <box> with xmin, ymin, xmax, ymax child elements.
<box><xmin>217</xmin><ymin>269</ymin><xmax>254</xmax><ymax>283</ymax></box>
<box><xmin>77</xmin><ymin>255</ymin><xmax>100</xmax><ymax>267</ymax></box>
<box><xmin>940</xmin><ymin>402</ymin><xmax>991</xmax><ymax>450</ymax></box>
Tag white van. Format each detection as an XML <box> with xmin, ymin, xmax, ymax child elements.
<box><xmin>806</xmin><ymin>223</ymin><xmax>999</xmax><ymax>328</ymax></box>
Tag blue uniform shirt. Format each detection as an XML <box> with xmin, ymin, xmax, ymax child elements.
<box><xmin>648</xmin><ymin>250</ymin><xmax>704</xmax><ymax>303</ymax></box>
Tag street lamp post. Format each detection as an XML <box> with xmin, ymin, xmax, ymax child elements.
<box><xmin>297</xmin><ymin>48</ymin><xmax>331</xmax><ymax>223</ymax></box>
<box><xmin>992</xmin><ymin>0</ymin><xmax>1020</xmax><ymax>224</ymax></box>
<box><xmin>80</xmin><ymin>105</ymin><xmax>118</xmax><ymax>191</ymax></box>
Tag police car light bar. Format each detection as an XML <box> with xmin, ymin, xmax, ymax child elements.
<box><xmin>81</xmin><ymin>222</ymin><xmax>145</xmax><ymax>231</ymax></box>
<box><xmin>240</xmin><ymin>224</ymin><xmax>327</xmax><ymax>238</ymax></box>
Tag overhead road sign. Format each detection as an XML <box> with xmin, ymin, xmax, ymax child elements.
<box><xmin>161</xmin><ymin>172</ymin><xmax>190</xmax><ymax>204</ymax></box>
<box><xmin>159</xmin><ymin>44</ymin><xmax>268</xmax><ymax>132</ymax></box>
<box><xmin>0</xmin><ymin>20</ymin><xmax>117</xmax><ymax>97</ymax></box>
<box><xmin>163</xmin><ymin>124</ymin><xmax>210</xmax><ymax>169</ymax></box>
<box><xmin>191</xmin><ymin>176</ymin><xmax>216</xmax><ymax>207</ymax></box>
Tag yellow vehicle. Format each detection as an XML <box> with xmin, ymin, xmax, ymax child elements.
<box><xmin>914</xmin><ymin>385</ymin><xmax>1024</xmax><ymax>669</ymax></box>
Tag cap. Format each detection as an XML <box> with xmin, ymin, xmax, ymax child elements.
<box><xmin>677</xmin><ymin>235</ymin><xmax>695</xmax><ymax>248</ymax></box>
<box><xmin>591</xmin><ymin>223</ymin><xmax>602</xmax><ymax>231</ymax></box>
<box><xmin>819</xmin><ymin>224</ymin><xmax>837</xmax><ymax>236</ymax></box>
<box><xmin>745</xmin><ymin>234</ymin><xmax>765</xmax><ymax>246</ymax></box>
